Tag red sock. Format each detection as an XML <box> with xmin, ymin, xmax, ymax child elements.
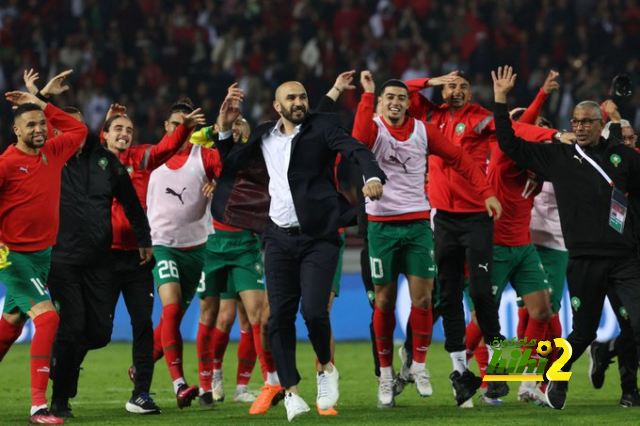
<box><xmin>31</xmin><ymin>311</ymin><xmax>59</xmax><ymax>407</ymax></box>
<box><xmin>262</xmin><ymin>349</ymin><xmax>277</xmax><ymax>375</ymax></box>
<box><xmin>465</xmin><ymin>321</ymin><xmax>483</xmax><ymax>361</ymax></box>
<box><xmin>252</xmin><ymin>324</ymin><xmax>268</xmax><ymax>380</ymax></box>
<box><xmin>476</xmin><ymin>345</ymin><xmax>489</xmax><ymax>389</ymax></box>
<box><xmin>524</xmin><ymin>317</ymin><xmax>549</xmax><ymax>352</ymax></box>
<box><xmin>0</xmin><ymin>317</ymin><xmax>24</xmax><ymax>362</ymax></box>
<box><xmin>373</xmin><ymin>305</ymin><xmax>395</xmax><ymax>368</ymax></box>
<box><xmin>196</xmin><ymin>322</ymin><xmax>215</xmax><ymax>391</ymax></box>
<box><xmin>212</xmin><ymin>328</ymin><xmax>230</xmax><ymax>371</ymax></box>
<box><xmin>161</xmin><ymin>304</ymin><xmax>184</xmax><ymax>382</ymax></box>
<box><xmin>517</xmin><ymin>307</ymin><xmax>530</xmax><ymax>341</ymax></box>
<box><xmin>409</xmin><ymin>306</ymin><xmax>432</xmax><ymax>364</ymax></box>
<box><xmin>545</xmin><ymin>314</ymin><xmax>562</xmax><ymax>374</ymax></box>
<box><xmin>237</xmin><ymin>330</ymin><xmax>257</xmax><ymax>386</ymax></box>
<box><xmin>153</xmin><ymin>317</ymin><xmax>164</xmax><ymax>362</ymax></box>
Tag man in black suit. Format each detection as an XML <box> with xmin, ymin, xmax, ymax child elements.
<box><xmin>213</xmin><ymin>82</ymin><xmax>386</xmax><ymax>422</ymax></box>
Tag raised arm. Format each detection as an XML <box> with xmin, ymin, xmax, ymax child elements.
<box><xmin>216</xmin><ymin>83</ymin><xmax>244</xmax><ymax>159</ymax></box>
<box><xmin>143</xmin><ymin>108</ymin><xmax>206</xmax><ymax>170</ymax></box>
<box><xmin>406</xmin><ymin>72</ymin><xmax>458</xmax><ymax>121</ymax></box>
<box><xmin>492</xmin><ymin>66</ymin><xmax>558</xmax><ymax>178</ymax></box>
<box><xmin>317</xmin><ymin>70</ymin><xmax>357</xmax><ymax>112</ymax></box>
<box><xmin>519</xmin><ymin>70</ymin><xmax>558</xmax><ymax>124</ymax></box>
<box><xmin>351</xmin><ymin>71</ymin><xmax>379</xmax><ymax>149</ymax></box>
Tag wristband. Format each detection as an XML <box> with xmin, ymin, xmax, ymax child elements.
<box><xmin>333</xmin><ymin>86</ymin><xmax>341</xmax><ymax>93</ymax></box>
<box><xmin>36</xmin><ymin>91</ymin><xmax>49</xmax><ymax>103</ymax></box>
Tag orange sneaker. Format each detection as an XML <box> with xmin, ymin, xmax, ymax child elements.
<box><xmin>317</xmin><ymin>404</ymin><xmax>338</xmax><ymax>416</ymax></box>
<box><xmin>249</xmin><ymin>384</ymin><xmax>284</xmax><ymax>415</ymax></box>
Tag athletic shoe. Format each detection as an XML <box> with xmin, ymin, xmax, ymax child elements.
<box><xmin>545</xmin><ymin>379</ymin><xmax>568</xmax><ymax>410</ymax></box>
<box><xmin>398</xmin><ymin>346</ymin><xmax>414</xmax><ymax>383</ymax></box>
<box><xmin>450</xmin><ymin>370</ymin><xmax>482</xmax><ymax>407</ymax></box>
<box><xmin>393</xmin><ymin>374</ymin><xmax>408</xmax><ymax>396</ymax></box>
<box><xmin>412</xmin><ymin>368</ymin><xmax>433</xmax><ymax>397</ymax></box>
<box><xmin>233</xmin><ymin>388</ymin><xmax>257</xmax><ymax>403</ymax></box>
<box><xmin>484</xmin><ymin>374</ymin><xmax>509</xmax><ymax>399</ymax></box>
<box><xmin>128</xmin><ymin>366</ymin><xmax>135</xmax><ymax>384</ymax></box>
<box><xmin>28</xmin><ymin>408</ymin><xmax>64</xmax><ymax>424</ymax></box>
<box><xmin>211</xmin><ymin>373</ymin><xmax>225</xmax><ymax>402</ymax></box>
<box><xmin>317</xmin><ymin>403</ymin><xmax>338</xmax><ymax>416</ymax></box>
<box><xmin>453</xmin><ymin>388</ymin><xmax>474</xmax><ymax>409</ymax></box>
<box><xmin>176</xmin><ymin>384</ymin><xmax>199</xmax><ymax>409</ymax></box>
<box><xmin>50</xmin><ymin>402</ymin><xmax>73</xmax><ymax>419</ymax></box>
<box><xmin>249</xmin><ymin>384</ymin><xmax>284</xmax><ymax>415</ymax></box>
<box><xmin>517</xmin><ymin>381</ymin><xmax>536</xmax><ymax>402</ymax></box>
<box><xmin>479</xmin><ymin>395</ymin><xmax>503</xmax><ymax>405</ymax></box>
<box><xmin>284</xmin><ymin>393</ymin><xmax>310</xmax><ymax>422</ymax></box>
<box><xmin>620</xmin><ymin>391</ymin><xmax>640</xmax><ymax>408</ymax></box>
<box><xmin>199</xmin><ymin>391</ymin><xmax>215</xmax><ymax>408</ymax></box>
<box><xmin>125</xmin><ymin>392</ymin><xmax>161</xmax><ymax>414</ymax></box>
<box><xmin>377</xmin><ymin>376</ymin><xmax>395</xmax><ymax>408</ymax></box>
<box><xmin>316</xmin><ymin>364</ymin><xmax>339</xmax><ymax>410</ymax></box>
<box><xmin>588</xmin><ymin>342</ymin><xmax>613</xmax><ymax>389</ymax></box>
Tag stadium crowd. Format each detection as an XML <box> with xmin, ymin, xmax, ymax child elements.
<box><xmin>1</xmin><ymin>0</ymin><xmax>640</xmax><ymax>425</ymax></box>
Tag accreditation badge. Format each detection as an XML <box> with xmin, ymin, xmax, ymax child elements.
<box><xmin>609</xmin><ymin>187</ymin><xmax>627</xmax><ymax>234</ymax></box>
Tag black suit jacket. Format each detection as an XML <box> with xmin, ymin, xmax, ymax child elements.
<box><xmin>212</xmin><ymin>112</ymin><xmax>386</xmax><ymax>239</ymax></box>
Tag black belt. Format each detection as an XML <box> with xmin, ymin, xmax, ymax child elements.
<box><xmin>271</xmin><ymin>223</ymin><xmax>303</xmax><ymax>236</ymax></box>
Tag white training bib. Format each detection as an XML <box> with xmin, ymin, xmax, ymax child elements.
<box><xmin>147</xmin><ymin>145</ymin><xmax>211</xmax><ymax>247</ymax></box>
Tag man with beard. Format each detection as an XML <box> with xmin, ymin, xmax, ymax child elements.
<box><xmin>0</xmin><ymin>73</ymin><xmax>88</xmax><ymax>424</ymax></box>
<box><xmin>213</xmin><ymin>81</ymin><xmax>386</xmax><ymax>421</ymax></box>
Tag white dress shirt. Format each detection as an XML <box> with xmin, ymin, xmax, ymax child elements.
<box><xmin>259</xmin><ymin>120</ymin><xmax>301</xmax><ymax>227</ymax></box>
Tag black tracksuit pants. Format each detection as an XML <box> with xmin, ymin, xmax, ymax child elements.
<box><xmin>434</xmin><ymin>210</ymin><xmax>504</xmax><ymax>353</ymax></box>
<box><xmin>49</xmin><ymin>262</ymin><xmax>115</xmax><ymax>403</ymax></box>
<box><xmin>112</xmin><ymin>250</ymin><xmax>156</xmax><ymax>397</ymax></box>
<box><xmin>565</xmin><ymin>256</ymin><xmax>640</xmax><ymax>375</ymax></box>
<box><xmin>262</xmin><ymin>225</ymin><xmax>340</xmax><ymax>389</ymax></box>
<box><xmin>606</xmin><ymin>288</ymin><xmax>638</xmax><ymax>394</ymax></box>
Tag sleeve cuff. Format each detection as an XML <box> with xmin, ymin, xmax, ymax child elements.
<box><xmin>481</xmin><ymin>187</ymin><xmax>495</xmax><ymax>199</ymax></box>
<box><xmin>219</xmin><ymin>129</ymin><xmax>233</xmax><ymax>140</ymax></box>
<box><xmin>365</xmin><ymin>177</ymin><xmax>381</xmax><ymax>184</ymax></box>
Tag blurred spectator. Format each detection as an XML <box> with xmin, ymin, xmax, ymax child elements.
<box><xmin>0</xmin><ymin>0</ymin><xmax>638</xmax><ymax>196</ymax></box>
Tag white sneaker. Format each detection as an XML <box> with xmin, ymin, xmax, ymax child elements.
<box><xmin>233</xmin><ymin>388</ymin><xmax>257</xmax><ymax>403</ymax></box>
<box><xmin>316</xmin><ymin>364</ymin><xmax>339</xmax><ymax>410</ymax></box>
<box><xmin>453</xmin><ymin>387</ymin><xmax>474</xmax><ymax>408</ymax></box>
<box><xmin>518</xmin><ymin>381</ymin><xmax>536</xmax><ymax>402</ymax></box>
<box><xmin>411</xmin><ymin>368</ymin><xmax>433</xmax><ymax>397</ymax></box>
<box><xmin>378</xmin><ymin>375</ymin><xmax>395</xmax><ymax>408</ymax></box>
<box><xmin>284</xmin><ymin>393</ymin><xmax>310</xmax><ymax>422</ymax></box>
<box><xmin>212</xmin><ymin>372</ymin><xmax>225</xmax><ymax>402</ymax></box>
<box><xmin>398</xmin><ymin>347</ymin><xmax>413</xmax><ymax>382</ymax></box>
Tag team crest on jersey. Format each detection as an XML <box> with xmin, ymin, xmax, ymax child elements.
<box><xmin>571</xmin><ymin>296</ymin><xmax>581</xmax><ymax>312</ymax></box>
<box><xmin>620</xmin><ymin>306</ymin><xmax>629</xmax><ymax>320</ymax></box>
<box><xmin>126</xmin><ymin>166</ymin><xmax>134</xmax><ymax>175</ymax></box>
<box><xmin>455</xmin><ymin>123</ymin><xmax>466</xmax><ymax>135</ymax></box>
<box><xmin>41</xmin><ymin>153</ymin><xmax>48</xmax><ymax>165</ymax></box>
<box><xmin>610</xmin><ymin>154</ymin><xmax>621</xmax><ymax>168</ymax></box>
<box><xmin>98</xmin><ymin>157</ymin><xmax>109</xmax><ymax>170</ymax></box>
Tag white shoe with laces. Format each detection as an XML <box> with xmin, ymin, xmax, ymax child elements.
<box><xmin>316</xmin><ymin>364</ymin><xmax>339</xmax><ymax>410</ymax></box>
<box><xmin>233</xmin><ymin>388</ymin><xmax>257</xmax><ymax>403</ymax></box>
<box><xmin>284</xmin><ymin>393</ymin><xmax>310</xmax><ymax>422</ymax></box>
<box><xmin>411</xmin><ymin>367</ymin><xmax>433</xmax><ymax>397</ymax></box>
<box><xmin>211</xmin><ymin>372</ymin><xmax>225</xmax><ymax>402</ymax></box>
<box><xmin>378</xmin><ymin>375</ymin><xmax>395</xmax><ymax>408</ymax></box>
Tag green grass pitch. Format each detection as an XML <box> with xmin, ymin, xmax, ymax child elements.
<box><xmin>0</xmin><ymin>342</ymin><xmax>637</xmax><ymax>425</ymax></box>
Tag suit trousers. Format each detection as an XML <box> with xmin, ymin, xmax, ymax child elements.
<box><xmin>263</xmin><ymin>224</ymin><xmax>340</xmax><ymax>388</ymax></box>
<box><xmin>606</xmin><ymin>288</ymin><xmax>638</xmax><ymax>393</ymax></box>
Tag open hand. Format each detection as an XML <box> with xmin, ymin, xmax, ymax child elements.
<box><xmin>23</xmin><ymin>69</ymin><xmax>40</xmax><ymax>95</ymax></box>
<box><xmin>41</xmin><ymin>69</ymin><xmax>73</xmax><ymax>97</ymax></box>
<box><xmin>217</xmin><ymin>83</ymin><xmax>244</xmax><ymax>130</ymax></box>
<box><xmin>202</xmin><ymin>181</ymin><xmax>216</xmax><ymax>197</ymax></box>
<box><xmin>183</xmin><ymin>107</ymin><xmax>207</xmax><ymax>129</ymax></box>
<box><xmin>427</xmin><ymin>71</ymin><xmax>459</xmax><ymax>87</ymax></box>
<box><xmin>107</xmin><ymin>103</ymin><xmax>127</xmax><ymax>120</ymax></box>
<box><xmin>492</xmin><ymin>65</ymin><xmax>517</xmax><ymax>102</ymax></box>
<box><xmin>334</xmin><ymin>70</ymin><xmax>356</xmax><ymax>92</ymax></box>
<box><xmin>5</xmin><ymin>91</ymin><xmax>46</xmax><ymax>109</ymax></box>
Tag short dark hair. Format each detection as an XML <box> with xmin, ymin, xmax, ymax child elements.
<box><xmin>168</xmin><ymin>98</ymin><xmax>194</xmax><ymax>119</ymax></box>
<box><xmin>103</xmin><ymin>114</ymin><xmax>132</xmax><ymax>132</ymax></box>
<box><xmin>62</xmin><ymin>106</ymin><xmax>82</xmax><ymax>115</ymax></box>
<box><xmin>380</xmin><ymin>79</ymin><xmax>409</xmax><ymax>95</ymax></box>
<box><xmin>13</xmin><ymin>103</ymin><xmax>43</xmax><ymax>119</ymax></box>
